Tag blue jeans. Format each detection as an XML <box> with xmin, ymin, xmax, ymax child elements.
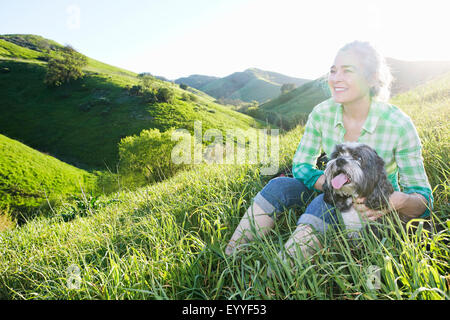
<box><xmin>253</xmin><ymin>177</ymin><xmax>340</xmax><ymax>233</ymax></box>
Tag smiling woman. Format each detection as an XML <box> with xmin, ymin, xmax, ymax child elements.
<box><xmin>330</xmin><ymin>41</ymin><xmax>393</xmax><ymax>103</ymax></box>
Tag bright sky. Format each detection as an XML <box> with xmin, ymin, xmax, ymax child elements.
<box><xmin>1</xmin><ymin>0</ymin><xmax>449</xmax><ymax>80</ymax></box>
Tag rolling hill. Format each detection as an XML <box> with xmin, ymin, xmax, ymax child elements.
<box><xmin>0</xmin><ymin>34</ymin><xmax>264</xmax><ymax>170</ymax></box>
<box><xmin>258</xmin><ymin>75</ymin><xmax>331</xmax><ymax>129</ymax></box>
<box><xmin>175</xmin><ymin>68</ymin><xmax>310</xmax><ymax>103</ymax></box>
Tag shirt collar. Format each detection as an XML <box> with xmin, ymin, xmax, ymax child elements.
<box><xmin>333</xmin><ymin>99</ymin><xmax>382</xmax><ymax>134</ymax></box>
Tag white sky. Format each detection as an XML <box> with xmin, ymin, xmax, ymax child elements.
<box><xmin>1</xmin><ymin>0</ymin><xmax>449</xmax><ymax>80</ymax></box>
<box><xmin>126</xmin><ymin>0</ymin><xmax>450</xmax><ymax>79</ymax></box>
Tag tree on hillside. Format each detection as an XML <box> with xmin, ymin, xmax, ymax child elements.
<box><xmin>44</xmin><ymin>45</ymin><xmax>88</xmax><ymax>87</ymax></box>
<box><xmin>156</xmin><ymin>87</ymin><xmax>175</xmax><ymax>103</ymax></box>
<box><xmin>139</xmin><ymin>74</ymin><xmax>155</xmax><ymax>91</ymax></box>
<box><xmin>280</xmin><ymin>83</ymin><xmax>296</xmax><ymax>95</ymax></box>
<box><xmin>118</xmin><ymin>128</ymin><xmax>193</xmax><ymax>184</ymax></box>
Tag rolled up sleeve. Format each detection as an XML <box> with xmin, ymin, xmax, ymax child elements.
<box><xmin>395</xmin><ymin>118</ymin><xmax>433</xmax><ymax>217</ymax></box>
<box><xmin>292</xmin><ymin>110</ymin><xmax>324</xmax><ymax>191</ymax></box>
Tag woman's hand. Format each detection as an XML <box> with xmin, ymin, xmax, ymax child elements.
<box><xmin>353</xmin><ymin>198</ymin><xmax>386</xmax><ymax>221</ymax></box>
<box><xmin>354</xmin><ymin>191</ymin><xmax>416</xmax><ymax>221</ymax></box>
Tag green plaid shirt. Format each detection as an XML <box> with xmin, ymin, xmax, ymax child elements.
<box><xmin>292</xmin><ymin>98</ymin><xmax>433</xmax><ymax>217</ymax></box>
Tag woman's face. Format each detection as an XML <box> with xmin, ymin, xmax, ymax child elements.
<box><xmin>328</xmin><ymin>50</ymin><xmax>371</xmax><ymax>105</ymax></box>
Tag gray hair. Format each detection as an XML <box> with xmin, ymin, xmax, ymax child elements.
<box><xmin>338</xmin><ymin>41</ymin><xmax>393</xmax><ymax>102</ymax></box>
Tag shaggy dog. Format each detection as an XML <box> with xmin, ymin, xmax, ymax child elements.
<box><xmin>323</xmin><ymin>142</ymin><xmax>394</xmax><ymax>237</ymax></box>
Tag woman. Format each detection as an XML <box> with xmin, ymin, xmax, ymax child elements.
<box><xmin>225</xmin><ymin>41</ymin><xmax>433</xmax><ymax>260</ymax></box>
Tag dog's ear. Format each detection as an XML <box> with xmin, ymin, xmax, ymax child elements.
<box><xmin>322</xmin><ymin>181</ymin><xmax>334</xmax><ymax>205</ymax></box>
<box><xmin>365</xmin><ymin>179</ymin><xmax>393</xmax><ymax>210</ymax></box>
<box><xmin>330</xmin><ymin>144</ymin><xmax>343</xmax><ymax>160</ymax></box>
<box><xmin>365</xmin><ymin>153</ymin><xmax>394</xmax><ymax>210</ymax></box>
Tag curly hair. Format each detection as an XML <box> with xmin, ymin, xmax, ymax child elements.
<box><xmin>338</xmin><ymin>41</ymin><xmax>393</xmax><ymax>102</ymax></box>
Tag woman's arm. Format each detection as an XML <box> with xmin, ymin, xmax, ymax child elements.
<box><xmin>389</xmin><ymin>191</ymin><xmax>428</xmax><ymax>218</ymax></box>
<box><xmin>393</xmin><ymin>117</ymin><xmax>433</xmax><ymax>217</ymax></box>
<box><xmin>292</xmin><ymin>108</ymin><xmax>325</xmax><ymax>190</ymax></box>
<box><xmin>355</xmin><ymin>191</ymin><xmax>428</xmax><ymax>221</ymax></box>
<box><xmin>313</xmin><ymin>174</ymin><xmax>325</xmax><ymax>192</ymax></box>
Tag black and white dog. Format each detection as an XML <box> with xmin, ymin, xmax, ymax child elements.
<box><xmin>323</xmin><ymin>142</ymin><xmax>394</xmax><ymax>237</ymax></box>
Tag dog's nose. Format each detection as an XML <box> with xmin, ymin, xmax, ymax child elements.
<box><xmin>336</xmin><ymin>158</ymin><xmax>347</xmax><ymax>166</ymax></box>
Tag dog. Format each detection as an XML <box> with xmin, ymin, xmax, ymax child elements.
<box><xmin>323</xmin><ymin>142</ymin><xmax>394</xmax><ymax>238</ymax></box>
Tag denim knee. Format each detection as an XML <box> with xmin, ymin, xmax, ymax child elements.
<box><xmin>254</xmin><ymin>177</ymin><xmax>314</xmax><ymax>217</ymax></box>
<box><xmin>297</xmin><ymin>194</ymin><xmax>340</xmax><ymax>233</ymax></box>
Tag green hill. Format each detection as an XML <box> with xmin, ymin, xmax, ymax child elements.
<box><xmin>0</xmin><ymin>34</ymin><xmax>62</xmax><ymax>53</ymax></box>
<box><xmin>0</xmin><ymin>133</ymin><xmax>95</xmax><ymax>216</ymax></box>
<box><xmin>175</xmin><ymin>68</ymin><xmax>310</xmax><ymax>103</ymax></box>
<box><xmin>258</xmin><ymin>76</ymin><xmax>331</xmax><ymax>129</ymax></box>
<box><xmin>0</xmin><ymin>70</ymin><xmax>448</xmax><ymax>299</ymax></box>
<box><xmin>0</xmin><ymin>34</ymin><xmax>263</xmax><ymax>170</ymax></box>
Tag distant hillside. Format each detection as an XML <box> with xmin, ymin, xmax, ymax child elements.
<box><xmin>0</xmin><ymin>34</ymin><xmax>264</xmax><ymax>170</ymax></box>
<box><xmin>257</xmin><ymin>76</ymin><xmax>331</xmax><ymax>129</ymax></box>
<box><xmin>256</xmin><ymin>58</ymin><xmax>450</xmax><ymax>130</ymax></box>
<box><xmin>0</xmin><ymin>133</ymin><xmax>95</xmax><ymax>215</ymax></box>
<box><xmin>387</xmin><ymin>58</ymin><xmax>450</xmax><ymax>94</ymax></box>
<box><xmin>175</xmin><ymin>74</ymin><xmax>220</xmax><ymax>89</ymax></box>
<box><xmin>0</xmin><ymin>34</ymin><xmax>61</xmax><ymax>53</ymax></box>
<box><xmin>175</xmin><ymin>68</ymin><xmax>310</xmax><ymax>103</ymax></box>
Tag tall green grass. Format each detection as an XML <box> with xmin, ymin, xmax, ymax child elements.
<box><xmin>0</xmin><ymin>72</ymin><xmax>448</xmax><ymax>299</ymax></box>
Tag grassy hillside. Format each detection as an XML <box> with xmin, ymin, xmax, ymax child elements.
<box><xmin>176</xmin><ymin>68</ymin><xmax>310</xmax><ymax>103</ymax></box>
<box><xmin>0</xmin><ymin>39</ymin><xmax>44</xmax><ymax>60</ymax></box>
<box><xmin>0</xmin><ymin>34</ymin><xmax>62</xmax><ymax>53</ymax></box>
<box><xmin>387</xmin><ymin>57</ymin><xmax>450</xmax><ymax>94</ymax></box>
<box><xmin>0</xmin><ymin>71</ymin><xmax>448</xmax><ymax>299</ymax></box>
<box><xmin>390</xmin><ymin>72</ymin><xmax>450</xmax><ymax>206</ymax></box>
<box><xmin>257</xmin><ymin>76</ymin><xmax>331</xmax><ymax>129</ymax></box>
<box><xmin>0</xmin><ymin>133</ymin><xmax>96</xmax><ymax>219</ymax></box>
<box><xmin>0</xmin><ymin>35</ymin><xmax>263</xmax><ymax>170</ymax></box>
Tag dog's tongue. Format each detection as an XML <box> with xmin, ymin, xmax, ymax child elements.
<box><xmin>331</xmin><ymin>173</ymin><xmax>349</xmax><ymax>189</ymax></box>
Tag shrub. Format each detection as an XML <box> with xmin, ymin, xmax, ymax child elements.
<box><xmin>118</xmin><ymin>128</ymin><xmax>193</xmax><ymax>185</ymax></box>
<box><xmin>280</xmin><ymin>83</ymin><xmax>296</xmax><ymax>94</ymax></box>
<box><xmin>143</xmin><ymin>88</ymin><xmax>158</xmax><ymax>103</ymax></box>
<box><xmin>156</xmin><ymin>87</ymin><xmax>174</xmax><ymax>103</ymax></box>
<box><xmin>189</xmin><ymin>93</ymin><xmax>198</xmax><ymax>102</ymax></box>
<box><xmin>44</xmin><ymin>45</ymin><xmax>87</xmax><ymax>87</ymax></box>
<box><xmin>181</xmin><ymin>92</ymin><xmax>198</xmax><ymax>102</ymax></box>
<box><xmin>129</xmin><ymin>85</ymin><xmax>143</xmax><ymax>96</ymax></box>
<box><xmin>140</xmin><ymin>74</ymin><xmax>155</xmax><ymax>91</ymax></box>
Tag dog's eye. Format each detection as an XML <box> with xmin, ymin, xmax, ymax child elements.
<box><xmin>357</xmin><ymin>156</ymin><xmax>362</xmax><ymax>162</ymax></box>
